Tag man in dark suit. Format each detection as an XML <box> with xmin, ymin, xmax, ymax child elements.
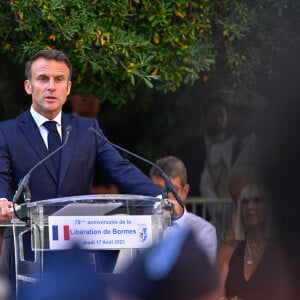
<box><xmin>0</xmin><ymin>49</ymin><xmax>162</xmax><ymax>295</ymax></box>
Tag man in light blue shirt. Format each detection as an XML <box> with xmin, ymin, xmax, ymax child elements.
<box><xmin>150</xmin><ymin>156</ymin><xmax>217</xmax><ymax>263</ymax></box>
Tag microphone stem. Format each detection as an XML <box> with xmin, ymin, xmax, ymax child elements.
<box><xmin>11</xmin><ymin>126</ymin><xmax>72</xmax><ymax>222</ymax></box>
<box><xmin>12</xmin><ymin>128</ymin><xmax>72</xmax><ymax>204</ymax></box>
<box><xmin>89</xmin><ymin>128</ymin><xmax>185</xmax><ymax>209</ymax></box>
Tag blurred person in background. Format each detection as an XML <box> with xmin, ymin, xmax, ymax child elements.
<box><xmin>217</xmin><ymin>183</ymin><xmax>290</xmax><ymax>300</ymax></box>
<box><xmin>199</xmin><ymin>91</ymin><xmax>266</xmax><ymax>199</ymax></box>
<box><xmin>223</xmin><ymin>165</ymin><xmax>258</xmax><ymax>242</ymax></box>
<box><xmin>179</xmin><ymin>97</ymin><xmax>229</xmax><ymax>197</ymax></box>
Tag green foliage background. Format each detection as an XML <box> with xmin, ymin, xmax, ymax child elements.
<box><xmin>1</xmin><ymin>0</ymin><xmax>278</xmax><ymax>104</ymax></box>
<box><xmin>1</xmin><ymin>0</ymin><xmax>300</xmax><ymax>166</ymax></box>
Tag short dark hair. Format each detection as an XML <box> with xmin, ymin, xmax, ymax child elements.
<box><xmin>149</xmin><ymin>156</ymin><xmax>187</xmax><ymax>186</ymax></box>
<box><xmin>25</xmin><ymin>49</ymin><xmax>73</xmax><ymax>80</ymax></box>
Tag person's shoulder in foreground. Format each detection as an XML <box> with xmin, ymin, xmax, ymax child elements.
<box><xmin>107</xmin><ymin>226</ymin><xmax>221</xmax><ymax>300</ymax></box>
<box><xmin>177</xmin><ymin>210</ymin><xmax>218</xmax><ymax>262</ymax></box>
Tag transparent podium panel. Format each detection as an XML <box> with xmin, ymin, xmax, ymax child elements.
<box><xmin>9</xmin><ymin>194</ymin><xmax>169</xmax><ymax>298</ymax></box>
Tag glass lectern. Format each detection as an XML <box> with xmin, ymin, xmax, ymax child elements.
<box><xmin>4</xmin><ymin>194</ymin><xmax>169</xmax><ymax>299</ymax></box>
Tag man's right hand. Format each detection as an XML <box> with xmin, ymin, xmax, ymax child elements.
<box><xmin>0</xmin><ymin>198</ymin><xmax>14</xmax><ymax>221</ymax></box>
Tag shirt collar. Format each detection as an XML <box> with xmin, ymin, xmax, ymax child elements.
<box><xmin>30</xmin><ymin>106</ymin><xmax>62</xmax><ymax>128</ymax></box>
<box><xmin>173</xmin><ymin>208</ymin><xmax>188</xmax><ymax>224</ymax></box>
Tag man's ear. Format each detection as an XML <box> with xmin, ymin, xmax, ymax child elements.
<box><xmin>24</xmin><ymin>80</ymin><xmax>32</xmax><ymax>95</ymax></box>
<box><xmin>181</xmin><ymin>183</ymin><xmax>190</xmax><ymax>200</ymax></box>
<box><xmin>67</xmin><ymin>81</ymin><xmax>72</xmax><ymax>95</ymax></box>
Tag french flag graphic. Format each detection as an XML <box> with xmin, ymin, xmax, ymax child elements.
<box><xmin>52</xmin><ymin>225</ymin><xmax>70</xmax><ymax>241</ymax></box>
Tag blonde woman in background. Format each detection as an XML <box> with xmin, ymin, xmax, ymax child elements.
<box><xmin>217</xmin><ymin>183</ymin><xmax>289</xmax><ymax>300</ymax></box>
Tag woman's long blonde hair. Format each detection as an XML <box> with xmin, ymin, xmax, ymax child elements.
<box><xmin>235</xmin><ymin>182</ymin><xmax>273</xmax><ymax>241</ymax></box>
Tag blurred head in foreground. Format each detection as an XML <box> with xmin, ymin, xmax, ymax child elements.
<box><xmin>20</xmin><ymin>246</ymin><xmax>103</xmax><ymax>300</ymax></box>
<box><xmin>107</xmin><ymin>227</ymin><xmax>221</xmax><ymax>300</ymax></box>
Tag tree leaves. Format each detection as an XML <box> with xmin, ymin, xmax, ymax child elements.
<box><xmin>1</xmin><ymin>0</ymin><xmax>299</xmax><ymax>105</ymax></box>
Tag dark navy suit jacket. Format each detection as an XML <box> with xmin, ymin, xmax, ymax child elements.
<box><xmin>0</xmin><ymin>110</ymin><xmax>162</xmax><ymax>287</ymax></box>
<box><xmin>0</xmin><ymin>110</ymin><xmax>161</xmax><ymax>202</ymax></box>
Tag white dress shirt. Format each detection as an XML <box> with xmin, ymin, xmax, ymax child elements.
<box><xmin>30</xmin><ymin>106</ymin><xmax>62</xmax><ymax>149</ymax></box>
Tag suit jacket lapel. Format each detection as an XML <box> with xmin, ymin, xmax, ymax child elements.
<box><xmin>19</xmin><ymin>111</ymin><xmax>57</xmax><ymax>181</ymax></box>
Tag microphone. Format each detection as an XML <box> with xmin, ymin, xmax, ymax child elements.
<box><xmin>12</xmin><ymin>125</ymin><xmax>73</xmax><ymax>204</ymax></box>
<box><xmin>88</xmin><ymin>127</ymin><xmax>185</xmax><ymax>210</ymax></box>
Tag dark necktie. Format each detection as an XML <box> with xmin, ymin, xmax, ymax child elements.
<box><xmin>43</xmin><ymin>121</ymin><xmax>62</xmax><ymax>176</ymax></box>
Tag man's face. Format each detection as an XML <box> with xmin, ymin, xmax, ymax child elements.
<box><xmin>24</xmin><ymin>57</ymin><xmax>72</xmax><ymax>119</ymax></box>
<box><xmin>205</xmin><ymin>104</ymin><xmax>228</xmax><ymax>137</ymax></box>
<box><xmin>151</xmin><ymin>176</ymin><xmax>189</xmax><ymax>217</ymax></box>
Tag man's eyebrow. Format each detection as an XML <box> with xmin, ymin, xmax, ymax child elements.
<box><xmin>36</xmin><ymin>74</ymin><xmax>66</xmax><ymax>79</ymax></box>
